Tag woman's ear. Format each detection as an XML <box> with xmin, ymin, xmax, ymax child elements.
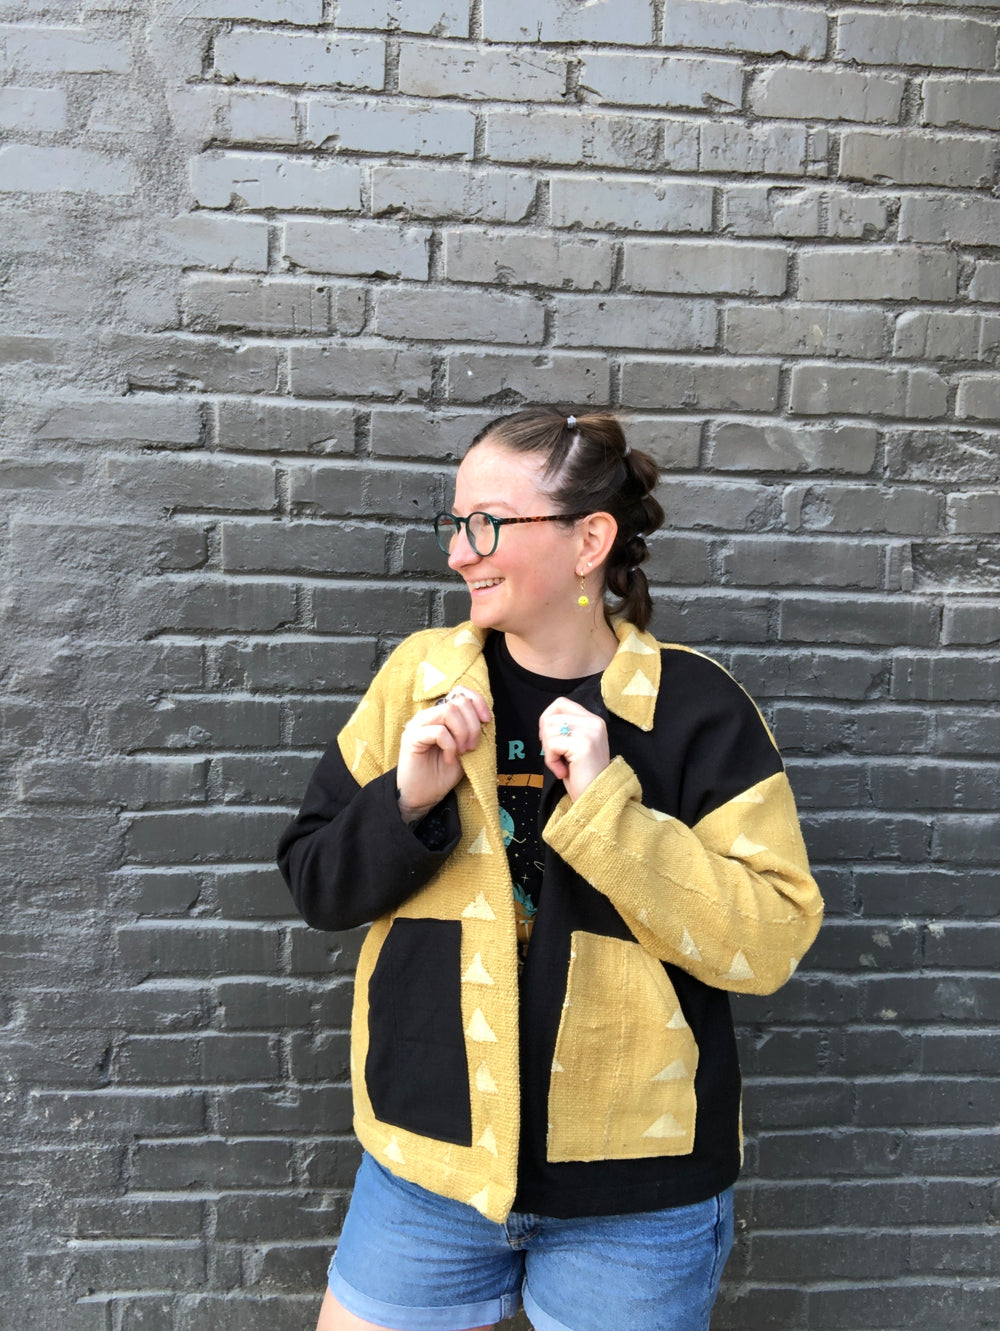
<box><xmin>578</xmin><ymin>512</ymin><xmax>617</xmax><ymax>572</ymax></box>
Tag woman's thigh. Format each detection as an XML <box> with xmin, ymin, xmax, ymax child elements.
<box><xmin>327</xmin><ymin>1154</ymin><xmax>523</xmax><ymax>1331</ymax></box>
<box><xmin>315</xmin><ymin>1287</ymin><xmax>492</xmax><ymax>1331</ymax></box>
<box><xmin>522</xmin><ymin>1188</ymin><xmax>734</xmax><ymax>1331</ymax></box>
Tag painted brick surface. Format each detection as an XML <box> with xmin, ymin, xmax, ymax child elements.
<box><xmin>2</xmin><ymin>1</ymin><xmax>998</xmax><ymax>1328</ymax></box>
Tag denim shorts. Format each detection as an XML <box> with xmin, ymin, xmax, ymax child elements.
<box><xmin>328</xmin><ymin>1153</ymin><xmax>734</xmax><ymax>1331</ymax></box>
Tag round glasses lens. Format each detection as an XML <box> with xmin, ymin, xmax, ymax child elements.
<box><xmin>434</xmin><ymin>515</ymin><xmax>458</xmax><ymax>553</ymax></box>
<box><xmin>467</xmin><ymin>513</ymin><xmax>498</xmax><ymax>556</ymax></box>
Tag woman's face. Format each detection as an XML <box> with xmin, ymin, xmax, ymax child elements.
<box><xmin>448</xmin><ymin>439</ymin><xmax>583</xmax><ymax>642</ymax></box>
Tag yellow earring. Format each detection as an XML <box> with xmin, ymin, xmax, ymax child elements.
<box><xmin>577</xmin><ymin>574</ymin><xmax>589</xmax><ymax>608</ymax></box>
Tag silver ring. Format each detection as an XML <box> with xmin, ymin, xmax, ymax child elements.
<box><xmin>559</xmin><ymin>723</ymin><xmax>573</xmax><ymax>736</ymax></box>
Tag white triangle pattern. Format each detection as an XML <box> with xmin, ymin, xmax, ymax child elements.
<box><xmin>419</xmin><ymin>660</ymin><xmax>448</xmax><ymax>693</ymax></box>
<box><xmin>468</xmin><ymin>829</ymin><xmax>492</xmax><ymax>856</ymax></box>
<box><xmin>622</xmin><ymin>669</ymin><xmax>657</xmax><ymax>697</ymax></box>
<box><xmin>385</xmin><ymin>1134</ymin><xmax>405</xmax><ymax>1164</ymax></box>
<box><xmin>476</xmin><ymin>1061</ymin><xmax>499</xmax><ymax>1093</ymax></box>
<box><xmin>468</xmin><ymin>1185</ymin><xmax>490</xmax><ymax>1214</ymax></box>
<box><xmin>723</xmin><ymin>950</ymin><xmax>756</xmax><ymax>982</ymax></box>
<box><xmin>477</xmin><ymin>1125</ymin><xmax>498</xmax><ymax>1156</ymax></box>
<box><xmin>620</xmin><ymin>629</ymin><xmax>657</xmax><ymax>655</ymax></box>
<box><xmin>642</xmin><ymin>1112</ymin><xmax>686</xmax><ymax>1139</ymax></box>
<box><xmin>652</xmin><ymin>1058</ymin><xmax>687</xmax><ymax>1082</ymax></box>
<box><xmin>680</xmin><ymin>927</ymin><xmax>702</xmax><ymax>961</ymax></box>
<box><xmin>466</xmin><ymin>1009</ymin><xmax>498</xmax><ymax>1043</ymax></box>
<box><xmin>462</xmin><ymin>892</ymin><xmax>496</xmax><ymax>920</ymax></box>
<box><xmin>730</xmin><ymin>832</ymin><xmax>767</xmax><ymax>857</ymax></box>
<box><xmin>667</xmin><ymin>1007</ymin><xmax>688</xmax><ymax>1030</ymax></box>
<box><xmin>462</xmin><ymin>953</ymin><xmax>493</xmax><ymax>985</ymax></box>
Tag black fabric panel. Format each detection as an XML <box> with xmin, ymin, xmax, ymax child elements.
<box><xmin>365</xmin><ymin>918</ymin><xmax>473</xmax><ymax>1147</ymax></box>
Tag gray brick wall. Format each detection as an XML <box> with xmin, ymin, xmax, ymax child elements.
<box><xmin>1</xmin><ymin>1</ymin><xmax>997</xmax><ymax>1327</ymax></box>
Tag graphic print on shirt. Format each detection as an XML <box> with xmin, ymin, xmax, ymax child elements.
<box><xmin>497</xmin><ymin>772</ymin><xmax>544</xmax><ymax>968</ymax></box>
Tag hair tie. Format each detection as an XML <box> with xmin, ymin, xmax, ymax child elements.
<box><xmin>624</xmin><ymin>445</ymin><xmax>631</xmax><ymax>457</ymax></box>
<box><xmin>566</xmin><ymin>415</ymin><xmax>577</xmax><ymax>428</ymax></box>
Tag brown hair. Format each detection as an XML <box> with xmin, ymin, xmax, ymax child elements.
<box><xmin>468</xmin><ymin>407</ymin><xmax>664</xmax><ymax>632</ymax></box>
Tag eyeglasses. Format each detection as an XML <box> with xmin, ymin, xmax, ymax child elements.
<box><xmin>434</xmin><ymin>510</ymin><xmax>590</xmax><ymax>558</ymax></box>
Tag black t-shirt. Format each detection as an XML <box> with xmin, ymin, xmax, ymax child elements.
<box><xmin>485</xmin><ymin>633</ymin><xmax>600</xmax><ymax>970</ymax></box>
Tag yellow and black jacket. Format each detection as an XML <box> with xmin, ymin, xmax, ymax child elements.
<box><xmin>278</xmin><ymin>620</ymin><xmax>823</xmax><ymax>1223</ymax></box>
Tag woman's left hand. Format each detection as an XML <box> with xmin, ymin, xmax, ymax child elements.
<box><xmin>539</xmin><ymin>698</ymin><xmax>611</xmax><ymax>803</ymax></box>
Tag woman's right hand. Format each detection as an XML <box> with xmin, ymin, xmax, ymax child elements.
<box><xmin>396</xmin><ymin>686</ymin><xmax>492</xmax><ymax>824</ymax></box>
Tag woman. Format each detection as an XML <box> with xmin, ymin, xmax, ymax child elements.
<box><xmin>277</xmin><ymin>408</ymin><xmax>823</xmax><ymax>1331</ymax></box>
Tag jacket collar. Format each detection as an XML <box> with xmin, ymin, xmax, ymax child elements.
<box><xmin>411</xmin><ymin>620</ymin><xmax>662</xmax><ymax>732</ymax></box>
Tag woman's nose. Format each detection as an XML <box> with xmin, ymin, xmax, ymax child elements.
<box><xmin>447</xmin><ymin>526</ymin><xmax>479</xmax><ymax>569</ymax></box>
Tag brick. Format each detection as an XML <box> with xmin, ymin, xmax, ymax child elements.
<box><xmin>0</xmin><ymin>85</ymin><xmax>67</xmax><ymax>132</ymax></box>
<box><xmin>0</xmin><ymin>24</ymin><xmax>130</xmax><ymax>73</ymax></box>
<box><xmin>912</xmin><ymin>539</ymin><xmax>999</xmax><ymax>591</ymax></box>
<box><xmin>118</xmin><ymin>917</ymin><xmax>282</xmax><ymax>972</ymax></box>
<box><xmin>289</xmin><ymin>342</ymin><xmax>434</xmax><ymax>398</ymax></box>
<box><xmin>216</xmin><ymin>401</ymin><xmax>355</xmax><ymax>454</ymax></box>
<box><xmin>336</xmin><ymin>0</ymin><xmax>468</xmax><ymax>34</ymax></box>
<box><xmin>624</xmin><ymin>239</ymin><xmax>786</xmax><ymax>296</ymax></box>
<box><xmin>798</xmin><ymin>246</ymin><xmax>958</xmax><ymax>303</ymax></box>
<box><xmin>214</xmin><ymin>31</ymin><xmax>384</xmax><ymax>90</ymax></box>
<box><xmin>969</xmin><ymin>261</ymin><xmax>1000</xmax><ymax>304</ymax></box>
<box><xmin>619</xmin><ymin>416</ymin><xmax>702</xmax><ymax>469</ymax></box>
<box><xmin>184</xmin><ymin>278</ymin><xmax>343</xmax><ymax>336</ymax></box>
<box><xmin>18</xmin><ymin>757</ymin><xmax>207</xmax><ymax>808</ymax></box>
<box><xmin>29</xmin><ymin>1089</ymin><xmax>204</xmax><ymax>1136</ymax></box>
<box><xmin>35</xmin><ymin>397</ymin><xmax>202</xmax><ymax>446</ymax></box>
<box><xmin>947</xmin><ymin>492</ymin><xmax>1000</xmax><ymax>536</ymax></box>
<box><xmin>8</xmin><ymin>517</ymin><xmax>206</xmax><ymax>578</ymax></box>
<box><xmin>211</xmin><ymin>866</ymin><xmax>297</xmax><ymax>918</ymax></box>
<box><xmin>191</xmin><ymin>151</ymin><xmax>362</xmax><ymax>213</ymax></box>
<box><xmin>579</xmin><ymin>52</ymin><xmax>742</xmax><ymax>110</ymax></box>
<box><xmin>220</xmin><ymin>520</ymin><xmax>385</xmax><ymax>574</ymax></box>
<box><xmin>875</xmin><ymin>761</ymin><xmax>1000</xmax><ymax>813</ymax></box>
<box><xmin>0</xmin><ymin>144</ymin><xmax>135</xmax><ymax>196</ymax></box>
<box><xmin>127</xmin><ymin>869</ymin><xmax>202</xmax><ymax>915</ymax></box>
<box><xmin>722</xmin><ymin>537</ymin><xmax>879</xmax><ymax>589</ymax></box>
<box><xmin>900</xmin><ymin>194</ymin><xmax>1000</xmax><ymax>246</ymax></box>
<box><xmin>729</xmin><ymin>649</ymin><xmax>886</xmax><ymax>701</ymax></box>
<box><xmin>779</xmin><ymin>596</ymin><xmax>938</xmax><ymax>646</ymax></box>
<box><xmin>956</xmin><ymin>374</ymin><xmax>1000</xmax><ymax>422</ymax></box>
<box><xmin>398</xmin><ymin>41</ymin><xmax>565</xmax><ymax>101</ymax></box>
<box><xmin>751</xmin><ymin>66</ymin><xmax>904</xmax><ymax>123</ymax></box>
<box><xmin>216</xmin><ymin>1086</ymin><xmax>352</xmax><ymax>1134</ymax></box>
<box><xmin>657</xmin><ymin>477</ymin><xmax>770</xmax><ymax>530</ymax></box>
<box><xmin>789</xmin><ymin>364</ymin><xmax>948</xmax><ymax>420</ymax></box>
<box><xmin>103</xmin><ymin>457</ymin><xmax>276</xmax><ymax>512</ymax></box>
<box><xmin>212</xmin><ymin>754</ymin><xmax>320</xmax><ymax>803</ymax></box>
<box><xmin>289</xmin><ymin>1031</ymin><xmax>352</xmax><ymax>1080</ymax></box>
<box><xmin>284</xmin><ymin>701</ymin><xmax>361</xmax><ymax>749</ymax></box>
<box><xmin>178</xmin><ymin>0</ymin><xmax>322</xmax><ymax>15</ymax></box>
<box><xmin>136</xmin><ymin>578</ymin><xmax>297</xmax><ymax>633</ymax></box>
<box><xmin>284</xmin><ymin>219</ymin><xmax>431</xmax><ymax>279</ymax></box>
<box><xmin>885</xmin><ymin>429</ymin><xmax>1000</xmax><ymax>484</ymax></box>
<box><xmin>839</xmin><ymin>129</ymin><xmax>996</xmax><ymax>189</ymax></box>
<box><xmin>481</xmin><ymin>0</ymin><xmax>653</xmax><ymax>43</ymax></box>
<box><xmin>74</xmin><ymin>1198</ymin><xmax>204</xmax><ymax>1241</ymax></box>
<box><xmin>131</xmin><ymin>1139</ymin><xmax>293</xmax><ymax>1189</ymax></box>
<box><xmin>551</xmin><ymin>295</ymin><xmax>715</xmax><ymax>351</ymax></box>
<box><xmin>214</xmin><ymin>1191</ymin><xmax>348</xmax><ymax>1241</ymax></box>
<box><xmin>23</xmin><ymin>985</ymin><xmax>210</xmax><ymax>1034</ymax></box>
<box><xmin>622</xmin><ymin>358</ymin><xmax>780</xmax><ymax>411</ymax></box>
<box><xmin>894</xmin><ymin>310</ymin><xmax>1000</xmax><ymax>364</ymax></box>
<box><xmin>214</xmin><ymin>640</ymin><xmax>377</xmax><ymax>692</ymax></box>
<box><xmin>637</xmin><ymin>533</ymin><xmax>714</xmax><ymax>586</ymax></box>
<box><xmin>782</xmin><ymin>483</ymin><xmax>939</xmax><ymax>535</ymax></box>
<box><xmin>0</xmin><ymin>333</ymin><xmax>62</xmax><ymax>364</ymax></box>
<box><xmin>935</xmin><ymin>814</ymin><xmax>1000</xmax><ymax>865</ymax></box>
<box><xmin>443</xmin><ymin>228</ymin><xmax>613</xmax><ymax>290</ymax></box>
<box><xmin>724</xmin><ymin>305</ymin><xmax>882</xmax><ymax>358</ymax></box>
<box><xmin>213</xmin><ymin>980</ymin><xmax>314</xmax><ymax>1030</ymax></box>
<box><xmin>486</xmin><ymin>109</ymin><xmax>666</xmax><ymax>171</ymax></box>
<box><xmin>699</xmin><ymin>121</ymin><xmax>807</xmax><ymax>176</ymax></box>
<box><xmin>550</xmin><ymin>175</ymin><xmax>712</xmax><ymax>233</ymax></box>
<box><xmin>935</xmin><ymin>709</ymin><xmax>1000</xmax><ymax>758</ymax></box>
<box><xmin>108</xmin><ymin>699</ymin><xmax>281</xmax><ymax>752</ymax></box>
<box><xmin>922</xmin><ymin>76</ymin><xmax>1000</xmax><ymax>131</ymax></box>
<box><xmin>373</xmin><ymin>287</ymin><xmax>544</xmax><ymax>344</ymax></box>
<box><xmin>159</xmin><ymin>212</ymin><xmax>269</xmax><ymax>271</ymax></box>
<box><xmin>287</xmin><ymin>462</ymin><xmax>445</xmax><ymax>517</ymax></box>
<box><xmin>893</xmin><ymin>654</ymin><xmax>1000</xmax><ymax>703</ymax></box>
<box><xmin>113</xmin><ymin>333</ymin><xmax>281</xmax><ymax>394</ymax></box>
<box><xmin>120</xmin><ymin>1033</ymin><xmax>279</xmax><ymax>1084</ymax></box>
<box><xmin>371</xmin><ymin>163</ymin><xmax>535</xmax><ymax>223</ymax></box>
<box><xmin>708</xmin><ymin>422</ymin><xmax>877</xmax><ymax>474</ymax></box>
<box><xmin>663</xmin><ymin>1</ymin><xmax>826</xmax><ymax>58</ymax></box>
<box><xmin>722</xmin><ymin>185</ymin><xmax>890</xmax><ymax>241</ymax></box>
<box><xmin>836</xmin><ymin>10</ymin><xmax>998</xmax><ymax>71</ymax></box>
<box><xmin>306</xmin><ymin>97</ymin><xmax>475</xmax><ymax>157</ymax></box>
<box><xmin>368</xmin><ymin>406</ymin><xmax>480</xmax><ymax>458</ymax></box>
<box><xmin>651</xmin><ymin>591</ymin><xmax>770</xmax><ymax>643</ymax></box>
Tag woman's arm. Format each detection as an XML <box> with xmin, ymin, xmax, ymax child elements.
<box><xmin>543</xmin><ymin>754</ymin><xmax>822</xmax><ymax>995</ymax></box>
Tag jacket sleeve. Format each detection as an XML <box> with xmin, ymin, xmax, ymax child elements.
<box><xmin>276</xmin><ymin>638</ymin><xmax>461</xmax><ymax>932</ymax></box>
<box><xmin>542</xmin><ymin>754</ymin><xmax>823</xmax><ymax>997</ymax></box>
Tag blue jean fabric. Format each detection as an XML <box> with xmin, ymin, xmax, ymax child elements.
<box><xmin>328</xmin><ymin>1154</ymin><xmax>734</xmax><ymax>1331</ymax></box>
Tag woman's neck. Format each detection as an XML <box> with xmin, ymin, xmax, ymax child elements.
<box><xmin>502</xmin><ymin>617</ymin><xmax>620</xmax><ymax>679</ymax></box>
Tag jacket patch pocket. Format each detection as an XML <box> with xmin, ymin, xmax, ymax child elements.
<box><xmin>547</xmin><ymin>931</ymin><xmax>698</xmax><ymax>1163</ymax></box>
<box><xmin>365</xmin><ymin>917</ymin><xmax>472</xmax><ymax>1147</ymax></box>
